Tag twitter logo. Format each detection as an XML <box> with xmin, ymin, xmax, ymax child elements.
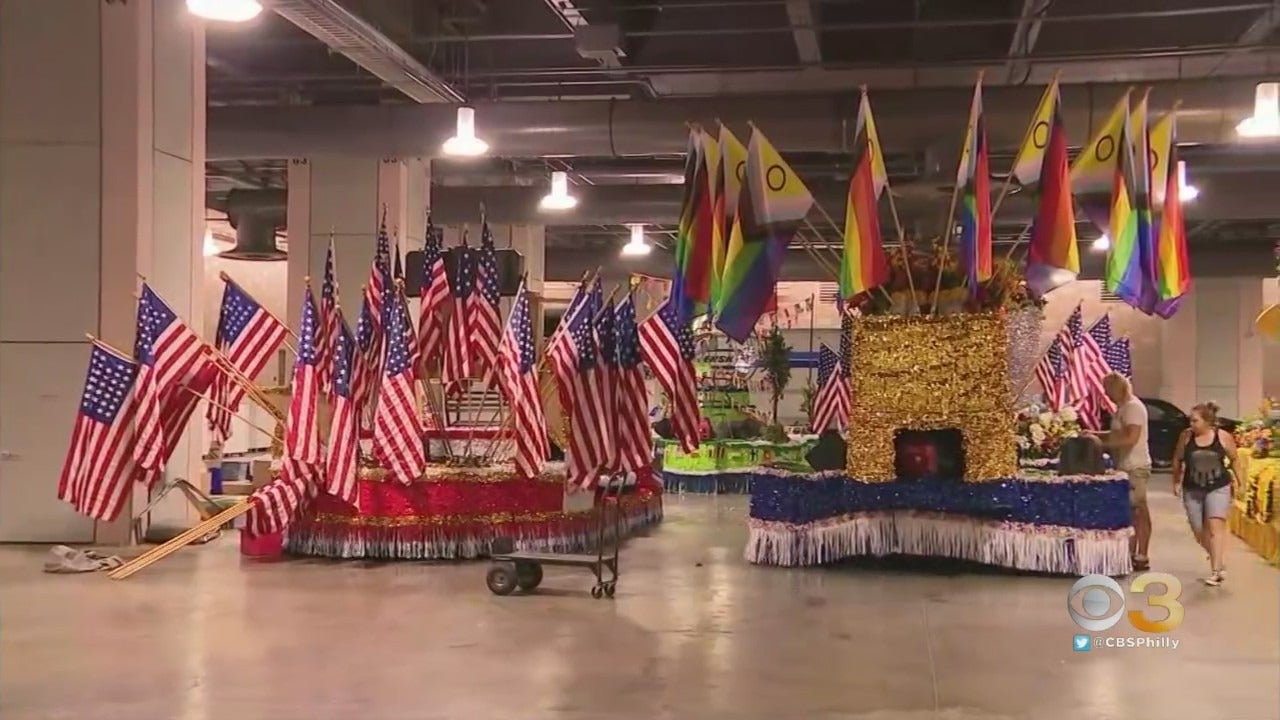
<box><xmin>1073</xmin><ymin>635</ymin><xmax>1092</xmax><ymax>652</ymax></box>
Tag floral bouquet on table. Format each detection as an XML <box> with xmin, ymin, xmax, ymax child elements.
<box><xmin>1015</xmin><ymin>405</ymin><xmax>1082</xmax><ymax>466</ymax></box>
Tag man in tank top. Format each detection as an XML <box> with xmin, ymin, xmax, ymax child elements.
<box><xmin>1087</xmin><ymin>373</ymin><xmax>1152</xmax><ymax>570</ymax></box>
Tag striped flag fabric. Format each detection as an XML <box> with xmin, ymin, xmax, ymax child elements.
<box><xmin>57</xmin><ymin>343</ymin><xmax>141</xmax><ymax>522</ymax></box>
<box><xmin>673</xmin><ymin>129</ymin><xmax>717</xmax><ymax>321</ymax></box>
<box><xmin>151</xmin><ymin>357</ymin><xmax>219</xmax><ymax>484</ymax></box>
<box><xmin>1104</xmin><ymin>337</ymin><xmax>1133</xmax><ymax>379</ymax></box>
<box><xmin>497</xmin><ymin>284</ymin><xmax>549</xmax><ymax>479</ymax></box>
<box><xmin>614</xmin><ymin>294</ymin><xmax>653</xmax><ymax>474</ymax></box>
<box><xmin>324</xmin><ymin>312</ymin><xmax>361</xmax><ymax>506</ymax></box>
<box><xmin>1071</xmin><ymin>91</ymin><xmax>1131</xmax><ymax>235</ymax></box>
<box><xmin>549</xmin><ymin>282</ymin><xmax>609</xmax><ymax>488</ymax></box>
<box><xmin>319</xmin><ymin>238</ymin><xmax>338</xmax><ymax>396</ymax></box>
<box><xmin>417</xmin><ymin>217</ymin><xmax>449</xmax><ymax>372</ymax></box>
<box><xmin>353</xmin><ymin>292</ymin><xmax>377</xmax><ymax>431</ymax></box>
<box><xmin>373</xmin><ymin>280</ymin><xmax>425</xmax><ymax>483</ymax></box>
<box><xmin>206</xmin><ymin>278</ymin><xmax>288</xmax><ymax>442</ymax></box>
<box><xmin>711</xmin><ymin>125</ymin><xmax>747</xmax><ymax>312</ymax></box>
<box><xmin>1035</xmin><ymin>333</ymin><xmax>1069</xmax><ymax>410</ymax></box>
<box><xmin>1018</xmin><ymin>79</ymin><xmax>1080</xmax><ymax>297</ymax></box>
<box><xmin>595</xmin><ymin>290</ymin><xmax>620</xmax><ymax>472</ymax></box>
<box><xmin>361</xmin><ymin>224</ymin><xmax>393</xmax><ymax>389</ymax></box>
<box><xmin>246</xmin><ymin>287</ymin><xmax>324</xmax><ymax>535</ymax></box>
<box><xmin>639</xmin><ymin>300</ymin><xmax>701</xmax><ymax>453</ymax></box>
<box><xmin>132</xmin><ymin>284</ymin><xmax>206</xmax><ymax>473</ymax></box>
<box><xmin>1088</xmin><ymin>314</ymin><xmax>1112</xmax><ymax>349</ymax></box>
<box><xmin>1151</xmin><ymin>111</ymin><xmax>1191</xmax><ymax>317</ymax></box>
<box><xmin>839</xmin><ymin>91</ymin><xmax>891</xmax><ymax>302</ymax></box>
<box><xmin>1064</xmin><ymin>307</ymin><xmax>1111</xmax><ymax>427</ymax></box>
<box><xmin>442</xmin><ymin>243</ymin><xmax>475</xmax><ymax>391</ymax></box>
<box><xmin>811</xmin><ymin>344</ymin><xmax>851</xmax><ymax>433</ymax></box>
<box><xmin>957</xmin><ymin>77</ymin><xmax>993</xmax><ymax>294</ymax></box>
<box><xmin>472</xmin><ymin>221</ymin><xmax>503</xmax><ymax>378</ymax></box>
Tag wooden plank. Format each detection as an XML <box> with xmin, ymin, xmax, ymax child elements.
<box><xmin>107</xmin><ymin>500</ymin><xmax>255</xmax><ymax>581</ymax></box>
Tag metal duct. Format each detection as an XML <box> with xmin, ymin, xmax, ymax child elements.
<box><xmin>268</xmin><ymin>0</ymin><xmax>463</xmax><ymax>104</ymax></box>
<box><xmin>223</xmin><ymin>189</ymin><xmax>287</xmax><ymax>261</ymax></box>
<box><xmin>211</xmin><ymin>78</ymin><xmax>1267</xmax><ymax>160</ymax></box>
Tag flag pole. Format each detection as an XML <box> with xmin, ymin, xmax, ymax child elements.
<box><xmin>930</xmin><ymin>72</ymin><xmax>984</xmax><ymax>317</ymax></box>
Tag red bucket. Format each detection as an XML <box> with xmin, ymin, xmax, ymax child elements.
<box><xmin>239</xmin><ymin>529</ymin><xmax>284</xmax><ymax>560</ymax></box>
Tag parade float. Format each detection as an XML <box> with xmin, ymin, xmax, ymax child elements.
<box><xmin>1231</xmin><ymin>400</ymin><xmax>1280</xmax><ymax>566</ymax></box>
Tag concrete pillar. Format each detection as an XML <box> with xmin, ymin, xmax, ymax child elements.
<box><xmin>0</xmin><ymin>0</ymin><xmax>205</xmax><ymax>543</ymax></box>
<box><xmin>1161</xmin><ymin>279</ymin><xmax>1265</xmax><ymax>418</ymax></box>
<box><xmin>286</xmin><ymin>156</ymin><xmax>429</xmax><ymax>328</ymax></box>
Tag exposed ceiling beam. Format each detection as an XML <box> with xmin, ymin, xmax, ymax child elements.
<box><xmin>1207</xmin><ymin>2</ymin><xmax>1280</xmax><ymax>75</ymax></box>
<box><xmin>1003</xmin><ymin>0</ymin><xmax>1052</xmax><ymax>84</ymax></box>
<box><xmin>544</xmin><ymin>0</ymin><xmax>626</xmax><ymax>69</ymax></box>
<box><xmin>784</xmin><ymin>0</ymin><xmax>822</xmax><ymax>65</ymax></box>
<box><xmin>268</xmin><ymin>0</ymin><xmax>463</xmax><ymax>103</ymax></box>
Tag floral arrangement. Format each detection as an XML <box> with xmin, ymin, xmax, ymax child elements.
<box><xmin>857</xmin><ymin>246</ymin><xmax>1043</xmax><ymax>316</ymax></box>
<box><xmin>1234</xmin><ymin>397</ymin><xmax>1280</xmax><ymax>458</ymax></box>
<box><xmin>1015</xmin><ymin>405</ymin><xmax>1082</xmax><ymax>460</ymax></box>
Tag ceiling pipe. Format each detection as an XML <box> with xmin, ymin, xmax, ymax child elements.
<box><xmin>210</xmin><ymin>78</ymin><xmax>1272</xmax><ymax>159</ymax></box>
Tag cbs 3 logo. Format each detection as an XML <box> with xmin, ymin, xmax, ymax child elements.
<box><xmin>1067</xmin><ymin>573</ymin><xmax>1184</xmax><ymax>633</ymax></box>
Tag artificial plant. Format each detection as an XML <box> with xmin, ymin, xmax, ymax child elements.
<box><xmin>759</xmin><ymin>325</ymin><xmax>792</xmax><ymax>425</ymax></box>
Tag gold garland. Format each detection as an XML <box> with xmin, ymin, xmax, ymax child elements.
<box><xmin>847</xmin><ymin>312</ymin><xmax>1018</xmax><ymax>480</ymax></box>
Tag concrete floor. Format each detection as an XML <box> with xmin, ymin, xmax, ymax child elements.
<box><xmin>2</xmin><ymin>480</ymin><xmax>1278</xmax><ymax>720</ymax></box>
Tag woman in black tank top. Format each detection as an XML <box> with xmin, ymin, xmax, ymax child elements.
<box><xmin>1171</xmin><ymin>401</ymin><xmax>1241</xmax><ymax>586</ymax></box>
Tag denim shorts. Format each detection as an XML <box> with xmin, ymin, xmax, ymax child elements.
<box><xmin>1182</xmin><ymin>485</ymin><xmax>1232</xmax><ymax>534</ymax></box>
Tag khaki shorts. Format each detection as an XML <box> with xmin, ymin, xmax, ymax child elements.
<box><xmin>1127</xmin><ymin>466</ymin><xmax>1152</xmax><ymax>507</ymax></box>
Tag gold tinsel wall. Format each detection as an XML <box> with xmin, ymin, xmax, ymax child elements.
<box><xmin>846</xmin><ymin>312</ymin><xmax>1018</xmax><ymax>480</ymax></box>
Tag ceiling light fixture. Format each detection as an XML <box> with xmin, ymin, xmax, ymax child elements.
<box><xmin>1237</xmin><ymin>82</ymin><xmax>1280</xmax><ymax>138</ymax></box>
<box><xmin>622</xmin><ymin>224</ymin><xmax>652</xmax><ymax>257</ymax></box>
<box><xmin>1090</xmin><ymin>234</ymin><xmax>1110</xmax><ymax>253</ymax></box>
<box><xmin>186</xmin><ymin>0</ymin><xmax>262</xmax><ymax>22</ymax></box>
<box><xmin>1177</xmin><ymin>160</ymin><xmax>1199</xmax><ymax>202</ymax></box>
<box><xmin>539</xmin><ymin>171</ymin><xmax>578</xmax><ymax>211</ymax></box>
<box><xmin>442</xmin><ymin>106</ymin><xmax>489</xmax><ymax>157</ymax></box>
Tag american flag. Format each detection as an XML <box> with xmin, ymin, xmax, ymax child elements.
<box><xmin>472</xmin><ymin>222</ymin><xmax>503</xmax><ymax>379</ymax></box>
<box><xmin>812</xmin><ymin>344</ymin><xmax>851</xmax><ymax>433</ymax></box>
<box><xmin>319</xmin><ymin>239</ymin><xmax>339</xmax><ymax>397</ymax></box>
<box><xmin>206</xmin><ymin>279</ymin><xmax>288</xmax><ymax>442</ymax></box>
<box><xmin>132</xmin><ymin>284</ymin><xmax>206</xmax><ymax>472</ymax></box>
<box><xmin>639</xmin><ymin>300</ymin><xmax>702</xmax><ymax>453</ymax></box>
<box><xmin>1064</xmin><ymin>306</ymin><xmax>1111</xmax><ymax>428</ymax></box>
<box><xmin>362</xmin><ymin>224</ymin><xmax>393</xmax><ymax>392</ymax></box>
<box><xmin>550</xmin><ymin>281</ymin><xmax>610</xmax><ymax>487</ymax></box>
<box><xmin>442</xmin><ymin>244</ymin><xmax>475</xmax><ymax>391</ymax></box>
<box><xmin>392</xmin><ymin>236</ymin><xmax>404</xmax><ymax>283</ymax></box>
<box><xmin>1035</xmin><ymin>333</ymin><xmax>1069</xmax><ymax>410</ymax></box>
<box><xmin>595</xmin><ymin>291</ymin><xmax>621</xmax><ymax>472</ymax></box>
<box><xmin>417</xmin><ymin>217</ymin><xmax>449</xmax><ymax>372</ymax></box>
<box><xmin>324</xmin><ymin>313</ymin><xmax>361</xmax><ymax>506</ymax></box>
<box><xmin>1104</xmin><ymin>337</ymin><xmax>1133</xmax><ymax>378</ymax></box>
<box><xmin>57</xmin><ymin>343</ymin><xmax>141</xmax><ymax>522</ymax></box>
<box><xmin>246</xmin><ymin>288</ymin><xmax>324</xmax><ymax>535</ymax></box>
<box><xmin>497</xmin><ymin>284</ymin><xmax>549</xmax><ymax>479</ymax></box>
<box><xmin>150</xmin><ymin>357</ymin><xmax>219</xmax><ymax>484</ymax></box>
<box><xmin>614</xmin><ymin>295</ymin><xmax>653</xmax><ymax>474</ymax></box>
<box><xmin>354</xmin><ymin>293</ymin><xmax>377</xmax><ymax>431</ymax></box>
<box><xmin>373</xmin><ymin>281</ymin><xmax>426</xmax><ymax>483</ymax></box>
<box><xmin>1088</xmin><ymin>314</ymin><xmax>1112</xmax><ymax>349</ymax></box>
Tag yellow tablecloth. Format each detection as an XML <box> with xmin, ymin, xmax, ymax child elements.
<box><xmin>1228</xmin><ymin>453</ymin><xmax>1280</xmax><ymax>566</ymax></box>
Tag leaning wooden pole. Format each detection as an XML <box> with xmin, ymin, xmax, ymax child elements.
<box><xmin>107</xmin><ymin>500</ymin><xmax>256</xmax><ymax>580</ymax></box>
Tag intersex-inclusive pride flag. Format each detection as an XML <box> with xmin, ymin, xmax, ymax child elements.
<box><xmin>714</xmin><ymin>127</ymin><xmax>815</xmax><ymax>342</ymax></box>
<box><xmin>712</xmin><ymin>124</ymin><xmax>747</xmax><ymax>312</ymax></box>
<box><xmin>1070</xmin><ymin>90</ymin><xmax>1132</xmax><ymax>235</ymax></box>
<box><xmin>672</xmin><ymin>129</ymin><xmax>717</xmax><ymax>321</ymax></box>
<box><xmin>1149</xmin><ymin>110</ymin><xmax>1190</xmax><ymax>318</ymax></box>
<box><xmin>839</xmin><ymin>91</ymin><xmax>890</xmax><ymax>302</ymax></box>
<box><xmin>956</xmin><ymin>77</ymin><xmax>992</xmax><ymax>295</ymax></box>
<box><xmin>1015</xmin><ymin>79</ymin><xmax>1079</xmax><ymax>297</ymax></box>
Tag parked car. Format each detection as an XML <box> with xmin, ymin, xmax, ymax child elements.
<box><xmin>1105</xmin><ymin>398</ymin><xmax>1238</xmax><ymax>468</ymax></box>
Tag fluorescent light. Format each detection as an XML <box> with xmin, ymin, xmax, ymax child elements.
<box><xmin>442</xmin><ymin>106</ymin><xmax>489</xmax><ymax>157</ymax></box>
<box><xmin>186</xmin><ymin>0</ymin><xmax>262</xmax><ymax>22</ymax></box>
<box><xmin>621</xmin><ymin>224</ymin><xmax>652</xmax><ymax>257</ymax></box>
<box><xmin>1237</xmin><ymin>82</ymin><xmax>1280</xmax><ymax>138</ymax></box>
<box><xmin>1177</xmin><ymin>160</ymin><xmax>1199</xmax><ymax>202</ymax></box>
<box><xmin>539</xmin><ymin>171</ymin><xmax>578</xmax><ymax>211</ymax></box>
<box><xmin>1091</xmin><ymin>235</ymin><xmax>1110</xmax><ymax>252</ymax></box>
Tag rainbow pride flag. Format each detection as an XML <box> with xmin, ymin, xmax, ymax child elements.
<box><xmin>1150</xmin><ymin>111</ymin><xmax>1190</xmax><ymax>317</ymax></box>
<box><xmin>712</xmin><ymin>125</ymin><xmax>747</xmax><ymax>313</ymax></box>
<box><xmin>1016</xmin><ymin>80</ymin><xmax>1079</xmax><ymax>297</ymax></box>
<box><xmin>1104</xmin><ymin>97</ymin><xmax>1157</xmax><ymax>312</ymax></box>
<box><xmin>956</xmin><ymin>78</ymin><xmax>992</xmax><ymax>295</ymax></box>
<box><xmin>672</xmin><ymin>129</ymin><xmax>717</xmax><ymax>321</ymax></box>
<box><xmin>1071</xmin><ymin>91</ymin><xmax>1131</xmax><ymax>235</ymax></box>
<box><xmin>715</xmin><ymin>128</ymin><xmax>814</xmax><ymax>342</ymax></box>
<box><xmin>838</xmin><ymin>92</ymin><xmax>890</xmax><ymax>301</ymax></box>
